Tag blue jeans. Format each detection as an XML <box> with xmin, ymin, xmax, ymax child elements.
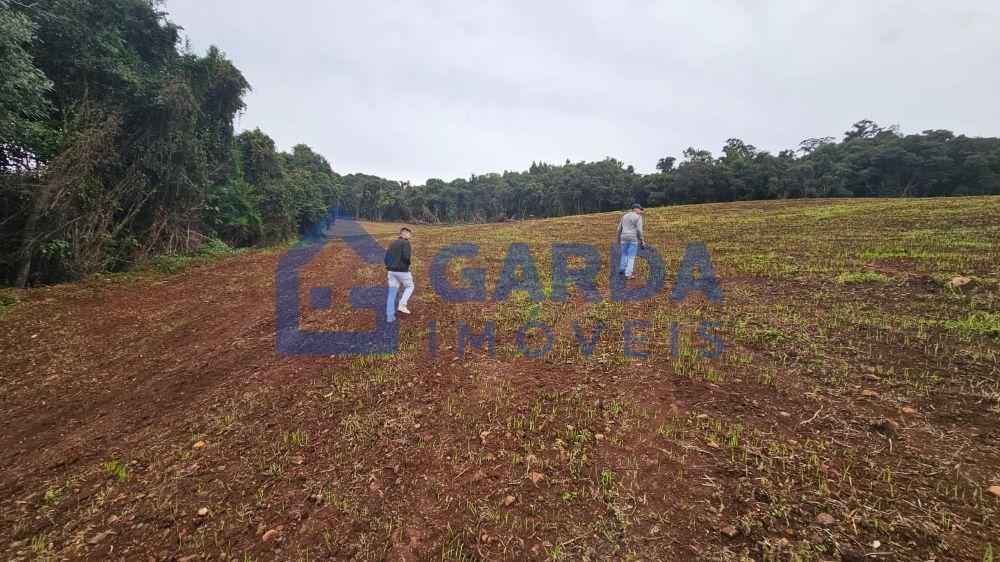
<box><xmin>618</xmin><ymin>241</ymin><xmax>638</xmax><ymax>277</ymax></box>
<box><xmin>386</xmin><ymin>271</ymin><xmax>414</xmax><ymax>320</ymax></box>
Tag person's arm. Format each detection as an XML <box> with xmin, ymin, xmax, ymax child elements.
<box><xmin>636</xmin><ymin>216</ymin><xmax>644</xmax><ymax>246</ymax></box>
<box><xmin>616</xmin><ymin>218</ymin><xmax>623</xmax><ymax>243</ymax></box>
<box><xmin>402</xmin><ymin>240</ymin><xmax>411</xmax><ymax>268</ymax></box>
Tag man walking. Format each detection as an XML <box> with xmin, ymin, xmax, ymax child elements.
<box><xmin>385</xmin><ymin>227</ymin><xmax>414</xmax><ymax>322</ymax></box>
<box><xmin>616</xmin><ymin>203</ymin><xmax>645</xmax><ymax>279</ymax></box>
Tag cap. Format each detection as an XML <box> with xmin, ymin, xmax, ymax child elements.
<box><xmin>631</xmin><ymin>203</ymin><xmax>643</xmax><ymax>210</ymax></box>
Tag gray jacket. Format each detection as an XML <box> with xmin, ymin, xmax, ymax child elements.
<box><xmin>616</xmin><ymin>211</ymin><xmax>644</xmax><ymax>243</ymax></box>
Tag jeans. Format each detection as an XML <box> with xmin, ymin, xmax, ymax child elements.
<box><xmin>386</xmin><ymin>271</ymin><xmax>414</xmax><ymax>320</ymax></box>
<box><xmin>618</xmin><ymin>241</ymin><xmax>639</xmax><ymax>277</ymax></box>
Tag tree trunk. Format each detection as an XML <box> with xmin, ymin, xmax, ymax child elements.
<box><xmin>12</xmin><ymin>249</ymin><xmax>32</xmax><ymax>288</ymax></box>
<box><xmin>12</xmin><ymin>194</ymin><xmax>44</xmax><ymax>288</ymax></box>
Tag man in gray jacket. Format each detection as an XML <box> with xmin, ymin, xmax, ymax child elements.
<box><xmin>616</xmin><ymin>203</ymin><xmax>645</xmax><ymax>279</ymax></box>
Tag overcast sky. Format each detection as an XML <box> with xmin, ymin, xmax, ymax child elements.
<box><xmin>165</xmin><ymin>0</ymin><xmax>1000</xmax><ymax>184</ymax></box>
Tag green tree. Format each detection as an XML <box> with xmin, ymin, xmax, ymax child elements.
<box><xmin>0</xmin><ymin>0</ymin><xmax>53</xmax><ymax>170</ymax></box>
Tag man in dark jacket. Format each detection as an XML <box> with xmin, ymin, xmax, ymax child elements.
<box><xmin>384</xmin><ymin>227</ymin><xmax>413</xmax><ymax>322</ymax></box>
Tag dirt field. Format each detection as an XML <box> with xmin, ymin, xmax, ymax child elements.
<box><xmin>1</xmin><ymin>198</ymin><xmax>998</xmax><ymax>561</ymax></box>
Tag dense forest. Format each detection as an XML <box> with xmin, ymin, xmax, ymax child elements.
<box><xmin>2</xmin><ymin>0</ymin><xmax>1000</xmax><ymax>286</ymax></box>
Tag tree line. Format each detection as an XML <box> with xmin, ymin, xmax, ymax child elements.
<box><xmin>3</xmin><ymin>0</ymin><xmax>999</xmax><ymax>286</ymax></box>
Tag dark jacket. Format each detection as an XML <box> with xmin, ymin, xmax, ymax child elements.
<box><xmin>384</xmin><ymin>237</ymin><xmax>411</xmax><ymax>272</ymax></box>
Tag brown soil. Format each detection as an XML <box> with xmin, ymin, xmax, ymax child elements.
<box><xmin>1</xmin><ymin>199</ymin><xmax>998</xmax><ymax>561</ymax></box>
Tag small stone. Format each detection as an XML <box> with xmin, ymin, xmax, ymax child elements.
<box><xmin>197</xmin><ymin>507</ymin><xmax>208</xmax><ymax>517</ymax></box>
<box><xmin>261</xmin><ymin>529</ymin><xmax>279</xmax><ymax>542</ymax></box>
<box><xmin>778</xmin><ymin>411</ymin><xmax>791</xmax><ymax>418</ymax></box>
<box><xmin>697</xmin><ymin>414</ymin><xmax>709</xmax><ymax>421</ymax></box>
<box><xmin>946</xmin><ymin>276</ymin><xmax>972</xmax><ymax>288</ymax></box>
<box><xmin>529</xmin><ymin>472</ymin><xmax>545</xmax><ymax>485</ymax></box>
<box><xmin>720</xmin><ymin>526</ymin><xmax>739</xmax><ymax>538</ymax></box>
<box><xmin>987</xmin><ymin>485</ymin><xmax>1000</xmax><ymax>498</ymax></box>
<box><xmin>871</xmin><ymin>418</ymin><xmax>900</xmax><ymax>435</ymax></box>
<box><xmin>861</xmin><ymin>389</ymin><xmax>877</xmax><ymax>397</ymax></box>
<box><xmin>901</xmin><ymin>406</ymin><xmax>917</xmax><ymax>414</ymax></box>
<box><xmin>504</xmin><ymin>495</ymin><xmax>516</xmax><ymax>506</ymax></box>
<box><xmin>192</xmin><ymin>441</ymin><xmax>206</xmax><ymax>449</ymax></box>
<box><xmin>816</xmin><ymin>512</ymin><xmax>835</xmax><ymax>525</ymax></box>
<box><xmin>595</xmin><ymin>433</ymin><xmax>605</xmax><ymax>441</ymax></box>
<box><xmin>289</xmin><ymin>456</ymin><xmax>304</xmax><ymax>465</ymax></box>
<box><xmin>178</xmin><ymin>555</ymin><xmax>200</xmax><ymax>562</ymax></box>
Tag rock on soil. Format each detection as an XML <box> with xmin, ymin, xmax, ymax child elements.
<box><xmin>871</xmin><ymin>418</ymin><xmax>900</xmax><ymax>435</ymax></box>
<box><xmin>816</xmin><ymin>512</ymin><xmax>836</xmax><ymax>525</ymax></box>
<box><xmin>946</xmin><ymin>276</ymin><xmax>972</xmax><ymax>288</ymax></box>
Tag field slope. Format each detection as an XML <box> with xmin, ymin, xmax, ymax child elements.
<box><xmin>1</xmin><ymin>197</ymin><xmax>998</xmax><ymax>561</ymax></box>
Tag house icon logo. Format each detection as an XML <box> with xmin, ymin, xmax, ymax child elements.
<box><xmin>275</xmin><ymin>205</ymin><xmax>398</xmax><ymax>356</ymax></box>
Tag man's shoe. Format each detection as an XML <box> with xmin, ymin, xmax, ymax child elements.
<box><xmin>397</xmin><ymin>305</ymin><xmax>410</xmax><ymax>315</ymax></box>
<box><xmin>386</xmin><ymin>316</ymin><xmax>396</xmax><ymax>323</ymax></box>
<box><xmin>618</xmin><ymin>270</ymin><xmax>625</xmax><ymax>276</ymax></box>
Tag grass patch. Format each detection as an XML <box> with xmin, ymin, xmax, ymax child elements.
<box><xmin>835</xmin><ymin>270</ymin><xmax>896</xmax><ymax>284</ymax></box>
<box><xmin>145</xmin><ymin>239</ymin><xmax>240</xmax><ymax>275</ymax></box>
<box><xmin>102</xmin><ymin>460</ymin><xmax>129</xmax><ymax>481</ymax></box>
<box><xmin>0</xmin><ymin>291</ymin><xmax>19</xmax><ymax>317</ymax></box>
<box><xmin>945</xmin><ymin>312</ymin><xmax>1000</xmax><ymax>338</ymax></box>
